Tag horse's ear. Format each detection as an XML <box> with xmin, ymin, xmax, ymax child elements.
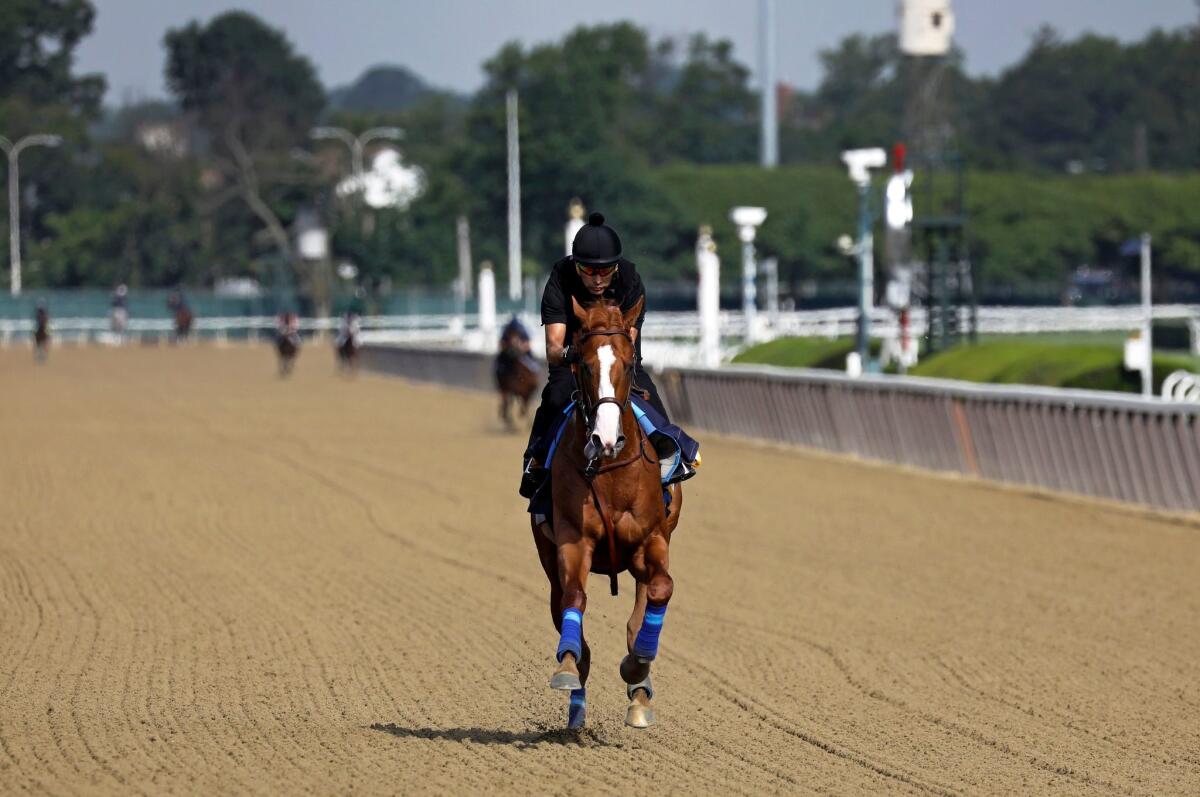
<box><xmin>622</xmin><ymin>296</ymin><xmax>644</xmax><ymax>332</ymax></box>
<box><xmin>571</xmin><ymin>296</ymin><xmax>588</xmax><ymax>326</ymax></box>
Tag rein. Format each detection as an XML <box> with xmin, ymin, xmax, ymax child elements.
<box><xmin>571</xmin><ymin>326</ymin><xmax>653</xmax><ymax>596</ymax></box>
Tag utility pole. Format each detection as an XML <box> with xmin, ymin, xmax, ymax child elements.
<box><xmin>506</xmin><ymin>89</ymin><xmax>523</xmax><ymax>301</ymax></box>
<box><xmin>455</xmin><ymin>215</ymin><xmax>473</xmax><ymax>302</ymax></box>
<box><xmin>1</xmin><ymin>133</ymin><xmax>62</xmax><ymax>296</ymax></box>
<box><xmin>759</xmin><ymin>0</ymin><xmax>778</xmax><ymax>168</ymax></box>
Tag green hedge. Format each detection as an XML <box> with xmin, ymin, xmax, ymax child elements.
<box><xmin>734</xmin><ymin>334</ymin><xmax>1200</xmax><ymax>394</ymax></box>
<box><xmin>651</xmin><ymin>164</ymin><xmax>1200</xmax><ymax>289</ymax></box>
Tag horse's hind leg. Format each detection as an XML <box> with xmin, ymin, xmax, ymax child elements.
<box><xmin>532</xmin><ymin>522</ymin><xmax>591</xmax><ymax>728</ymax></box>
<box><xmin>500</xmin><ymin>393</ymin><xmax>512</xmax><ymax>428</ymax></box>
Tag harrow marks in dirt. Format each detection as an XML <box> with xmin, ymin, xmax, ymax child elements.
<box><xmin>2</xmin><ymin>346</ymin><xmax>1199</xmax><ymax>795</ymax></box>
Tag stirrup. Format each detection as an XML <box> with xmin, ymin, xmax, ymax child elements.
<box><xmin>664</xmin><ymin>460</ymin><xmax>699</xmax><ymax>486</ymax></box>
<box><xmin>519</xmin><ymin>460</ymin><xmax>547</xmax><ymax>499</ymax></box>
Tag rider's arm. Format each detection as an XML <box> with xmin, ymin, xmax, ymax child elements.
<box><xmin>545</xmin><ymin>323</ymin><xmax>568</xmax><ymax>365</ymax></box>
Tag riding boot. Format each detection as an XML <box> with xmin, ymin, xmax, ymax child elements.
<box><xmin>519</xmin><ymin>457</ymin><xmax>548</xmax><ymax>499</ymax></box>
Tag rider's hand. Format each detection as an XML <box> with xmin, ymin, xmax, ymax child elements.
<box><xmin>561</xmin><ymin>345</ymin><xmax>581</xmax><ymax>365</ymax></box>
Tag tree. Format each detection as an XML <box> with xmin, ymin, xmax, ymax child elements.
<box><xmin>0</xmin><ymin>0</ymin><xmax>105</xmax><ymax>118</ymax></box>
<box><xmin>164</xmin><ymin>12</ymin><xmax>325</xmax><ymax>298</ymax></box>
<box><xmin>647</xmin><ymin>34</ymin><xmax>757</xmax><ymax>165</ymax></box>
<box><xmin>453</xmin><ymin>24</ymin><xmax>691</xmax><ymax>280</ymax></box>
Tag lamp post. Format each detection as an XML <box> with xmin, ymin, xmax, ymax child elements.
<box><xmin>310</xmin><ymin>126</ymin><xmax>404</xmax><ymax>182</ymax></box>
<box><xmin>841</xmin><ymin>148</ymin><xmax>887</xmax><ymax>367</ymax></box>
<box><xmin>2</xmin><ymin>133</ymin><xmax>62</xmax><ymax>296</ymax></box>
<box><xmin>730</xmin><ymin>206</ymin><xmax>767</xmax><ymax>346</ymax></box>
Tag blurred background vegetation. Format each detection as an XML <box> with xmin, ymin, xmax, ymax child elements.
<box><xmin>3</xmin><ymin>1</ymin><xmax>1199</xmax><ymax>304</ymax></box>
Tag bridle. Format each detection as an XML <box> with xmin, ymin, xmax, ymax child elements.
<box><xmin>571</xmin><ymin>327</ymin><xmax>636</xmax><ymax>427</ymax></box>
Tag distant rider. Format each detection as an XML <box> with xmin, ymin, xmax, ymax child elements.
<box><xmin>277</xmin><ymin>312</ymin><xmax>301</xmax><ymax>346</ymax></box>
<box><xmin>110</xmin><ymin>284</ymin><xmax>129</xmax><ymax>334</ymax></box>
<box><xmin>496</xmin><ymin>314</ymin><xmax>536</xmax><ymax>385</ymax></box>
<box><xmin>335</xmin><ymin>311</ymin><xmax>361</xmax><ymax>350</ymax></box>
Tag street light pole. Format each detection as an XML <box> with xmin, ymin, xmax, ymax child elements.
<box><xmin>310</xmin><ymin>126</ymin><xmax>404</xmax><ymax>182</ymax></box>
<box><xmin>840</xmin><ymin>148</ymin><xmax>887</xmax><ymax>368</ymax></box>
<box><xmin>1</xmin><ymin>133</ymin><xmax>62</xmax><ymax>296</ymax></box>
<box><xmin>730</xmin><ymin>206</ymin><xmax>768</xmax><ymax>346</ymax></box>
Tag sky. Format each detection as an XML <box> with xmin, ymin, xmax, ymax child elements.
<box><xmin>77</xmin><ymin>0</ymin><xmax>1198</xmax><ymax>103</ymax></box>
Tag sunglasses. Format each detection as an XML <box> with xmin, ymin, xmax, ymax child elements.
<box><xmin>575</xmin><ymin>262</ymin><xmax>618</xmax><ymax>278</ymax></box>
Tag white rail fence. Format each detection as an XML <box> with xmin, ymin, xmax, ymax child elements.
<box><xmin>4</xmin><ymin>305</ymin><xmax>1199</xmax><ymax>365</ymax></box>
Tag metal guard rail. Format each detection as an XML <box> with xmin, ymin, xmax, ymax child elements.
<box><xmin>361</xmin><ymin>344</ymin><xmax>1200</xmax><ymax>514</ymax></box>
<box><xmin>657</xmin><ymin>364</ymin><xmax>1200</xmax><ymax>514</ymax></box>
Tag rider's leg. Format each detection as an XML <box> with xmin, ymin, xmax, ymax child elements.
<box><xmin>633</xmin><ymin>365</ymin><xmax>670</xmax><ymax>420</ymax></box>
<box><xmin>524</xmin><ymin>367</ymin><xmax>575</xmax><ymax>459</ymax></box>
<box><xmin>520</xmin><ymin>367</ymin><xmax>575</xmax><ymax>497</ymax></box>
<box><xmin>633</xmin><ymin>365</ymin><xmax>702</xmax><ymax>473</ymax></box>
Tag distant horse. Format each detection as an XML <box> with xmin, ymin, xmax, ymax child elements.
<box><xmin>495</xmin><ymin>343</ymin><xmax>539</xmax><ymax>429</ymax></box>
<box><xmin>110</xmin><ymin>307</ymin><xmax>128</xmax><ymax>339</ymax></box>
<box><xmin>276</xmin><ymin>331</ymin><xmax>300</xmax><ymax>377</ymax></box>
<box><xmin>33</xmin><ymin>308</ymin><xmax>50</xmax><ymax>363</ymax></box>
<box><xmin>172</xmin><ymin>306</ymin><xmax>194</xmax><ymax>344</ymax></box>
<box><xmin>531</xmin><ymin>296</ymin><xmax>683</xmax><ymax>730</ymax></box>
<box><xmin>335</xmin><ymin>331</ymin><xmax>360</xmax><ymax>374</ymax></box>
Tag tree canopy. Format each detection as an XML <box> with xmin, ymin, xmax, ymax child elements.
<box><xmin>8</xmin><ymin>5</ymin><xmax>1200</xmax><ymax>300</ymax></box>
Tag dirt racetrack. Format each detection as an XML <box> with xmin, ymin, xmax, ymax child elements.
<box><xmin>2</xmin><ymin>344</ymin><xmax>1199</xmax><ymax>795</ymax></box>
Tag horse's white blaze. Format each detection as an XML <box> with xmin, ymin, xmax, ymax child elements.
<box><xmin>594</xmin><ymin>344</ymin><xmax>621</xmax><ymax>451</ymax></box>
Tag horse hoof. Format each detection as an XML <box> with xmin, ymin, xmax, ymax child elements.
<box><xmin>550</xmin><ymin>671</ymin><xmax>582</xmax><ymax>691</ymax></box>
<box><xmin>550</xmin><ymin>656</ymin><xmax>582</xmax><ymax>691</ymax></box>
<box><xmin>625</xmin><ymin>700</ymin><xmax>655</xmax><ymax>729</ymax></box>
<box><xmin>620</xmin><ymin>655</ymin><xmax>650</xmax><ymax>685</ymax></box>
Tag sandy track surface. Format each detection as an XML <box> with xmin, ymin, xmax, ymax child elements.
<box><xmin>2</xmin><ymin>344</ymin><xmax>1199</xmax><ymax>795</ymax></box>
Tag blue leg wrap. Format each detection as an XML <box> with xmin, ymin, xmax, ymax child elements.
<box><xmin>567</xmin><ymin>688</ymin><xmax>586</xmax><ymax>729</ymax></box>
<box><xmin>633</xmin><ymin>603</ymin><xmax>667</xmax><ymax>660</ymax></box>
<box><xmin>556</xmin><ymin>608</ymin><xmax>583</xmax><ymax>662</ymax></box>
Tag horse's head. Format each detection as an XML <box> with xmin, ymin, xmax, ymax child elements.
<box><xmin>570</xmin><ymin>295</ymin><xmax>644</xmax><ymax>460</ymax></box>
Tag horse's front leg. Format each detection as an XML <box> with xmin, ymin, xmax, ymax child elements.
<box><xmin>621</xmin><ymin>531</ymin><xmax>672</xmax><ymax>728</ymax></box>
<box><xmin>550</xmin><ymin>535</ymin><xmax>593</xmax><ymax>695</ymax></box>
<box><xmin>532</xmin><ymin>521</ymin><xmax>591</xmax><ymax>727</ymax></box>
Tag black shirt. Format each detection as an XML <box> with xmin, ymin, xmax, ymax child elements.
<box><xmin>541</xmin><ymin>256</ymin><xmax>646</xmax><ymax>365</ymax></box>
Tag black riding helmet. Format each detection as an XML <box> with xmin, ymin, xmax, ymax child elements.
<box><xmin>572</xmin><ymin>212</ymin><xmax>622</xmax><ymax>266</ymax></box>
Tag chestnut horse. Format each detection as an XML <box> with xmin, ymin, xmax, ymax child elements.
<box><xmin>336</xmin><ymin>334</ymin><xmax>360</xmax><ymax>373</ymax></box>
<box><xmin>33</xmin><ymin>308</ymin><xmax>50</xmax><ymax>363</ymax></box>
<box><xmin>172</xmin><ymin>306</ymin><xmax>194</xmax><ymax>343</ymax></box>
<box><xmin>530</xmin><ymin>296</ymin><xmax>682</xmax><ymax>730</ymax></box>
<box><xmin>495</xmin><ymin>343</ymin><xmax>538</xmax><ymax>429</ymax></box>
